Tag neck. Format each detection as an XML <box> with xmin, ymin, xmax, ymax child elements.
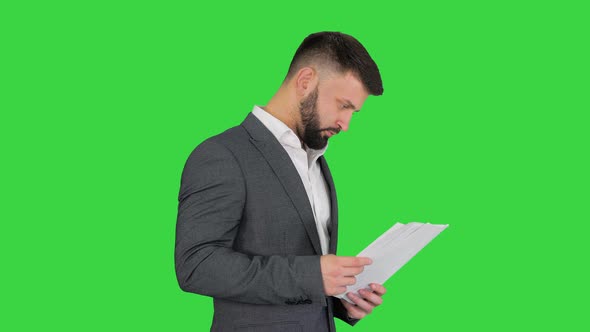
<box><xmin>262</xmin><ymin>85</ymin><xmax>301</xmax><ymax>136</ymax></box>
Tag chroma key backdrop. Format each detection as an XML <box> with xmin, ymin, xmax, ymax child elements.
<box><xmin>1</xmin><ymin>0</ymin><xmax>588</xmax><ymax>331</ymax></box>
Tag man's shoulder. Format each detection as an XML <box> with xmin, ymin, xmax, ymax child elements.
<box><xmin>200</xmin><ymin>122</ymin><xmax>251</xmax><ymax>150</ymax></box>
<box><xmin>198</xmin><ymin>112</ymin><xmax>265</xmax><ymax>150</ymax></box>
<box><xmin>185</xmin><ymin>121</ymin><xmax>252</xmax><ymax>163</ymax></box>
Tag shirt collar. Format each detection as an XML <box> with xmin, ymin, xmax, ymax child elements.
<box><xmin>252</xmin><ymin>105</ymin><xmax>328</xmax><ymax>166</ymax></box>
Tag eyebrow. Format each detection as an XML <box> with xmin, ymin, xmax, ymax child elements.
<box><xmin>340</xmin><ymin>98</ymin><xmax>360</xmax><ymax>112</ymax></box>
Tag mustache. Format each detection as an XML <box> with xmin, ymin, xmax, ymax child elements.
<box><xmin>308</xmin><ymin>127</ymin><xmax>341</xmax><ymax>135</ymax></box>
<box><xmin>321</xmin><ymin>127</ymin><xmax>341</xmax><ymax>134</ymax></box>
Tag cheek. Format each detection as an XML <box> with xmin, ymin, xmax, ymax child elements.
<box><xmin>316</xmin><ymin>108</ymin><xmax>335</xmax><ymax>127</ymax></box>
<box><xmin>315</xmin><ymin>100</ymin><xmax>337</xmax><ymax>124</ymax></box>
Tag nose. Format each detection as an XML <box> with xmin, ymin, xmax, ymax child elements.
<box><xmin>336</xmin><ymin>111</ymin><xmax>353</xmax><ymax>132</ymax></box>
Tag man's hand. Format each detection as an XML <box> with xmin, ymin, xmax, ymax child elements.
<box><xmin>341</xmin><ymin>283</ymin><xmax>387</xmax><ymax>320</ymax></box>
<box><xmin>320</xmin><ymin>254</ymin><xmax>372</xmax><ymax>296</ymax></box>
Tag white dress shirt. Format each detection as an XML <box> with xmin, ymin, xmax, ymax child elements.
<box><xmin>252</xmin><ymin>106</ymin><xmax>331</xmax><ymax>254</ymax></box>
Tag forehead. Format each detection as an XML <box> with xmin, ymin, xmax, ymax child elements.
<box><xmin>319</xmin><ymin>71</ymin><xmax>369</xmax><ymax>107</ymax></box>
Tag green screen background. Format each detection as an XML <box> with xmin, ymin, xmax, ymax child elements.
<box><xmin>2</xmin><ymin>0</ymin><xmax>588</xmax><ymax>331</ymax></box>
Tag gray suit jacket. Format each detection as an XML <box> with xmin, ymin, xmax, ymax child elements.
<box><xmin>175</xmin><ymin>113</ymin><xmax>358</xmax><ymax>331</ymax></box>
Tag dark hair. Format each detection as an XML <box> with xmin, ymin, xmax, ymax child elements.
<box><xmin>285</xmin><ymin>31</ymin><xmax>383</xmax><ymax>96</ymax></box>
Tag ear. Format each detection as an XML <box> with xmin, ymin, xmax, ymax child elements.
<box><xmin>294</xmin><ymin>67</ymin><xmax>317</xmax><ymax>97</ymax></box>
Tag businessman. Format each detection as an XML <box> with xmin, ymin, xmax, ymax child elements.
<box><xmin>175</xmin><ymin>32</ymin><xmax>386</xmax><ymax>331</ymax></box>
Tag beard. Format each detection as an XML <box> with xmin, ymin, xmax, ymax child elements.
<box><xmin>299</xmin><ymin>87</ymin><xmax>339</xmax><ymax>150</ymax></box>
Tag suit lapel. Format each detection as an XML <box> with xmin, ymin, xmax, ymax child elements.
<box><xmin>319</xmin><ymin>156</ymin><xmax>339</xmax><ymax>255</ymax></box>
<box><xmin>241</xmin><ymin>113</ymin><xmax>323</xmax><ymax>255</ymax></box>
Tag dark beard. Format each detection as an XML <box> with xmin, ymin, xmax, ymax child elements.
<box><xmin>299</xmin><ymin>87</ymin><xmax>329</xmax><ymax>150</ymax></box>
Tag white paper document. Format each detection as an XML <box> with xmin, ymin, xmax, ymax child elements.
<box><xmin>336</xmin><ymin>222</ymin><xmax>448</xmax><ymax>303</ymax></box>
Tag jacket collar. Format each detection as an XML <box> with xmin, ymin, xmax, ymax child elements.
<box><xmin>241</xmin><ymin>113</ymin><xmax>324</xmax><ymax>255</ymax></box>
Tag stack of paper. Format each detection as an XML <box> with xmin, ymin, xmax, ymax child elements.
<box><xmin>336</xmin><ymin>222</ymin><xmax>448</xmax><ymax>303</ymax></box>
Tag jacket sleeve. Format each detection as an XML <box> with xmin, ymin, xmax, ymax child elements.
<box><xmin>332</xmin><ymin>297</ymin><xmax>360</xmax><ymax>326</ymax></box>
<box><xmin>175</xmin><ymin>139</ymin><xmax>326</xmax><ymax>306</ymax></box>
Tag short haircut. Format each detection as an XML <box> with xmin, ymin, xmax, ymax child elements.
<box><xmin>285</xmin><ymin>31</ymin><xmax>383</xmax><ymax>96</ymax></box>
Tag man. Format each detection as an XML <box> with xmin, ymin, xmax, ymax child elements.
<box><xmin>175</xmin><ymin>32</ymin><xmax>386</xmax><ymax>331</ymax></box>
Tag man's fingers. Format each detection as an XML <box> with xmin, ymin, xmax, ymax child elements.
<box><xmin>332</xmin><ymin>286</ymin><xmax>347</xmax><ymax>295</ymax></box>
<box><xmin>338</xmin><ymin>256</ymin><xmax>372</xmax><ymax>267</ymax></box>
<box><xmin>344</xmin><ymin>276</ymin><xmax>356</xmax><ymax>286</ymax></box>
<box><xmin>339</xmin><ymin>285</ymin><xmax>386</xmax><ymax>318</ymax></box>
<box><xmin>359</xmin><ymin>288</ymin><xmax>383</xmax><ymax>306</ymax></box>
<box><xmin>341</xmin><ymin>298</ymin><xmax>366</xmax><ymax>320</ymax></box>
<box><xmin>329</xmin><ymin>276</ymin><xmax>356</xmax><ymax>288</ymax></box>
<box><xmin>341</xmin><ymin>266</ymin><xmax>364</xmax><ymax>276</ymax></box>
<box><xmin>320</xmin><ymin>255</ymin><xmax>375</xmax><ymax>297</ymax></box>
<box><xmin>347</xmin><ymin>292</ymin><xmax>374</xmax><ymax>314</ymax></box>
<box><xmin>370</xmin><ymin>283</ymin><xmax>386</xmax><ymax>296</ymax></box>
